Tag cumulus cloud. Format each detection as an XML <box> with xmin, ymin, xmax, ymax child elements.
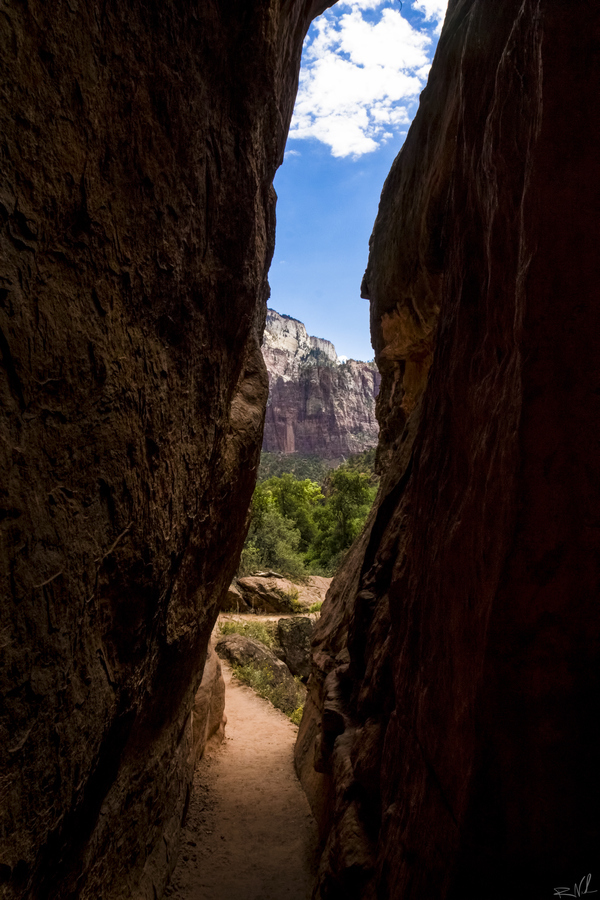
<box><xmin>413</xmin><ymin>0</ymin><xmax>449</xmax><ymax>33</ymax></box>
<box><xmin>288</xmin><ymin>0</ymin><xmax>449</xmax><ymax>158</ymax></box>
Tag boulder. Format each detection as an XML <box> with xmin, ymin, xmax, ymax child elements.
<box><xmin>221</xmin><ymin>582</ymin><xmax>250</xmax><ymax>613</ymax></box>
<box><xmin>277</xmin><ymin>617</ymin><xmax>314</xmax><ymax>680</ymax></box>
<box><xmin>215</xmin><ymin>634</ymin><xmax>306</xmax><ymax>711</ymax></box>
<box><xmin>215</xmin><ymin>634</ymin><xmax>291</xmax><ymax>685</ymax></box>
<box><xmin>296</xmin><ymin>575</ymin><xmax>332</xmax><ymax>609</ymax></box>
<box><xmin>236</xmin><ymin>573</ymin><xmax>331</xmax><ymax>613</ymax></box>
<box><xmin>192</xmin><ymin>645</ymin><xmax>226</xmax><ymax>760</ymax></box>
<box><xmin>236</xmin><ymin>575</ymin><xmax>300</xmax><ymax>613</ymax></box>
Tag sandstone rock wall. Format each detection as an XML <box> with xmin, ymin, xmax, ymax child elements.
<box><xmin>262</xmin><ymin>309</ymin><xmax>380</xmax><ymax>457</ymax></box>
<box><xmin>263</xmin><ymin>308</ymin><xmax>338</xmax><ymax>375</ymax></box>
<box><xmin>0</xmin><ymin>1</ymin><xmax>332</xmax><ymax>898</ymax></box>
<box><xmin>297</xmin><ymin>2</ymin><xmax>600</xmax><ymax>897</ymax></box>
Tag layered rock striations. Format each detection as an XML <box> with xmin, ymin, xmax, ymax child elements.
<box><xmin>262</xmin><ymin>308</ymin><xmax>380</xmax><ymax>457</ymax></box>
<box><xmin>262</xmin><ymin>308</ymin><xmax>339</xmax><ymax>377</ymax></box>
<box><xmin>0</xmin><ymin>2</ymin><xmax>333</xmax><ymax>898</ymax></box>
<box><xmin>297</xmin><ymin>2</ymin><xmax>600</xmax><ymax>898</ymax></box>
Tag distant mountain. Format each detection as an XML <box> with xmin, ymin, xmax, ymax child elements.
<box><xmin>261</xmin><ymin>309</ymin><xmax>380</xmax><ymax>458</ymax></box>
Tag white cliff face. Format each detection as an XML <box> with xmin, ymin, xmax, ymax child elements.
<box><xmin>263</xmin><ymin>309</ymin><xmax>338</xmax><ymax>381</ymax></box>
<box><xmin>261</xmin><ymin>309</ymin><xmax>381</xmax><ymax>458</ymax></box>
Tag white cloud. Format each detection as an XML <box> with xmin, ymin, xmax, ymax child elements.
<box><xmin>338</xmin><ymin>0</ymin><xmax>387</xmax><ymax>10</ymax></box>
<box><xmin>288</xmin><ymin>0</ymin><xmax>449</xmax><ymax>158</ymax></box>
<box><xmin>284</xmin><ymin>149</ymin><xmax>301</xmax><ymax>158</ymax></box>
<box><xmin>413</xmin><ymin>0</ymin><xmax>449</xmax><ymax>34</ymax></box>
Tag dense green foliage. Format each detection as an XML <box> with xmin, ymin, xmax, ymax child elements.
<box><xmin>258</xmin><ymin>452</ymin><xmax>331</xmax><ymax>483</ymax></box>
<box><xmin>334</xmin><ymin>446</ymin><xmax>377</xmax><ymax>479</ymax></box>
<box><xmin>241</xmin><ymin>451</ymin><xmax>379</xmax><ymax>579</ymax></box>
<box><xmin>258</xmin><ymin>448</ymin><xmax>377</xmax><ymax>483</ymax></box>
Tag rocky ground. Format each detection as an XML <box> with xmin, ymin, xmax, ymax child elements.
<box><xmin>165</xmin><ymin>663</ymin><xmax>318</xmax><ymax>900</ymax></box>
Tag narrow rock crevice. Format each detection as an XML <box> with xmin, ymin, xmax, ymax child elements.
<box><xmin>1</xmin><ymin>1</ymin><xmax>598</xmax><ymax>899</ymax></box>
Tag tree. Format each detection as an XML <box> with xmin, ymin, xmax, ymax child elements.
<box><xmin>307</xmin><ymin>470</ymin><xmax>375</xmax><ymax>572</ymax></box>
<box><xmin>261</xmin><ymin>474</ymin><xmax>323</xmax><ymax>551</ymax></box>
<box><xmin>240</xmin><ymin>481</ymin><xmax>307</xmax><ymax>579</ymax></box>
<box><xmin>326</xmin><ymin>470</ymin><xmax>373</xmax><ymax>547</ymax></box>
<box><xmin>240</xmin><ymin>462</ymin><xmax>378</xmax><ymax>580</ymax></box>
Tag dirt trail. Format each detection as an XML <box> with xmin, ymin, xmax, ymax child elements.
<box><xmin>165</xmin><ymin>663</ymin><xmax>318</xmax><ymax>900</ymax></box>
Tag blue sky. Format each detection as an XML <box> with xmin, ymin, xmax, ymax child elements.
<box><xmin>269</xmin><ymin>0</ymin><xmax>449</xmax><ymax>361</ymax></box>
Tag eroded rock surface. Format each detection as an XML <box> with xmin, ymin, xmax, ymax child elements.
<box><xmin>277</xmin><ymin>617</ymin><xmax>314</xmax><ymax>681</ymax></box>
<box><xmin>215</xmin><ymin>634</ymin><xmax>305</xmax><ymax>712</ymax></box>
<box><xmin>0</xmin><ymin>1</ymin><xmax>332</xmax><ymax>898</ymax></box>
<box><xmin>215</xmin><ymin>634</ymin><xmax>289</xmax><ymax>684</ymax></box>
<box><xmin>221</xmin><ymin>583</ymin><xmax>249</xmax><ymax>613</ymax></box>
<box><xmin>297</xmin><ymin>2</ymin><xmax>600</xmax><ymax>898</ymax></box>
<box><xmin>236</xmin><ymin>573</ymin><xmax>331</xmax><ymax>614</ymax></box>
<box><xmin>192</xmin><ymin>646</ymin><xmax>226</xmax><ymax>761</ymax></box>
<box><xmin>262</xmin><ymin>309</ymin><xmax>380</xmax><ymax>457</ymax></box>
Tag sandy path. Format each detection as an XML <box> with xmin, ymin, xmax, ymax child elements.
<box><xmin>165</xmin><ymin>663</ymin><xmax>318</xmax><ymax>900</ymax></box>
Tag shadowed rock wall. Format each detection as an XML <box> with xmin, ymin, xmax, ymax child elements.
<box><xmin>0</xmin><ymin>1</ymin><xmax>332</xmax><ymax>897</ymax></box>
<box><xmin>297</xmin><ymin>2</ymin><xmax>600</xmax><ymax>897</ymax></box>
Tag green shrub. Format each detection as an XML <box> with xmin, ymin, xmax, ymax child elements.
<box><xmin>243</xmin><ymin>506</ymin><xmax>306</xmax><ymax>580</ymax></box>
<box><xmin>272</xmin><ymin>585</ymin><xmax>304</xmax><ymax>613</ymax></box>
<box><xmin>219</xmin><ymin>620</ymin><xmax>276</xmax><ymax>649</ymax></box>
<box><xmin>231</xmin><ymin>662</ymin><xmax>305</xmax><ymax>723</ymax></box>
<box><xmin>289</xmin><ymin>707</ymin><xmax>304</xmax><ymax>726</ymax></box>
<box><xmin>308</xmin><ymin>601</ymin><xmax>322</xmax><ymax>614</ymax></box>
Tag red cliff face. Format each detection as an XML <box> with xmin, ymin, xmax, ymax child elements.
<box><xmin>0</xmin><ymin>2</ymin><xmax>332</xmax><ymax>898</ymax></box>
<box><xmin>262</xmin><ymin>309</ymin><xmax>380</xmax><ymax>458</ymax></box>
<box><xmin>296</xmin><ymin>2</ymin><xmax>600</xmax><ymax>897</ymax></box>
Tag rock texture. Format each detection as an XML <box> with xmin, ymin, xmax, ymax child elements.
<box><xmin>297</xmin><ymin>2</ymin><xmax>600</xmax><ymax>898</ymax></box>
<box><xmin>0</xmin><ymin>1</ymin><xmax>333</xmax><ymax>898</ymax></box>
<box><xmin>235</xmin><ymin>573</ymin><xmax>331</xmax><ymax>613</ymax></box>
<box><xmin>192</xmin><ymin>646</ymin><xmax>226</xmax><ymax>761</ymax></box>
<box><xmin>263</xmin><ymin>308</ymin><xmax>338</xmax><ymax>375</ymax></box>
<box><xmin>215</xmin><ymin>634</ymin><xmax>305</xmax><ymax>711</ymax></box>
<box><xmin>277</xmin><ymin>617</ymin><xmax>314</xmax><ymax>681</ymax></box>
<box><xmin>262</xmin><ymin>309</ymin><xmax>380</xmax><ymax>457</ymax></box>
<box><xmin>141</xmin><ymin>645</ymin><xmax>226</xmax><ymax>897</ymax></box>
<box><xmin>215</xmin><ymin>634</ymin><xmax>289</xmax><ymax>683</ymax></box>
<box><xmin>222</xmin><ymin>583</ymin><xmax>247</xmax><ymax>613</ymax></box>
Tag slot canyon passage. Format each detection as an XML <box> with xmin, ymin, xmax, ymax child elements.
<box><xmin>1</xmin><ymin>0</ymin><xmax>600</xmax><ymax>898</ymax></box>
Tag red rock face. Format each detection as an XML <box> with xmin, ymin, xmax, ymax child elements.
<box><xmin>0</xmin><ymin>2</ymin><xmax>332</xmax><ymax>898</ymax></box>
<box><xmin>262</xmin><ymin>310</ymin><xmax>380</xmax><ymax>457</ymax></box>
<box><xmin>297</xmin><ymin>2</ymin><xmax>600</xmax><ymax>897</ymax></box>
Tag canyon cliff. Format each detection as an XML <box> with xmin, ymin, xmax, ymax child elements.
<box><xmin>262</xmin><ymin>309</ymin><xmax>380</xmax><ymax>457</ymax></box>
<box><xmin>296</xmin><ymin>2</ymin><xmax>600</xmax><ymax>898</ymax></box>
<box><xmin>0</xmin><ymin>2</ymin><xmax>332</xmax><ymax>898</ymax></box>
<box><xmin>2</xmin><ymin>1</ymin><xmax>599</xmax><ymax>899</ymax></box>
